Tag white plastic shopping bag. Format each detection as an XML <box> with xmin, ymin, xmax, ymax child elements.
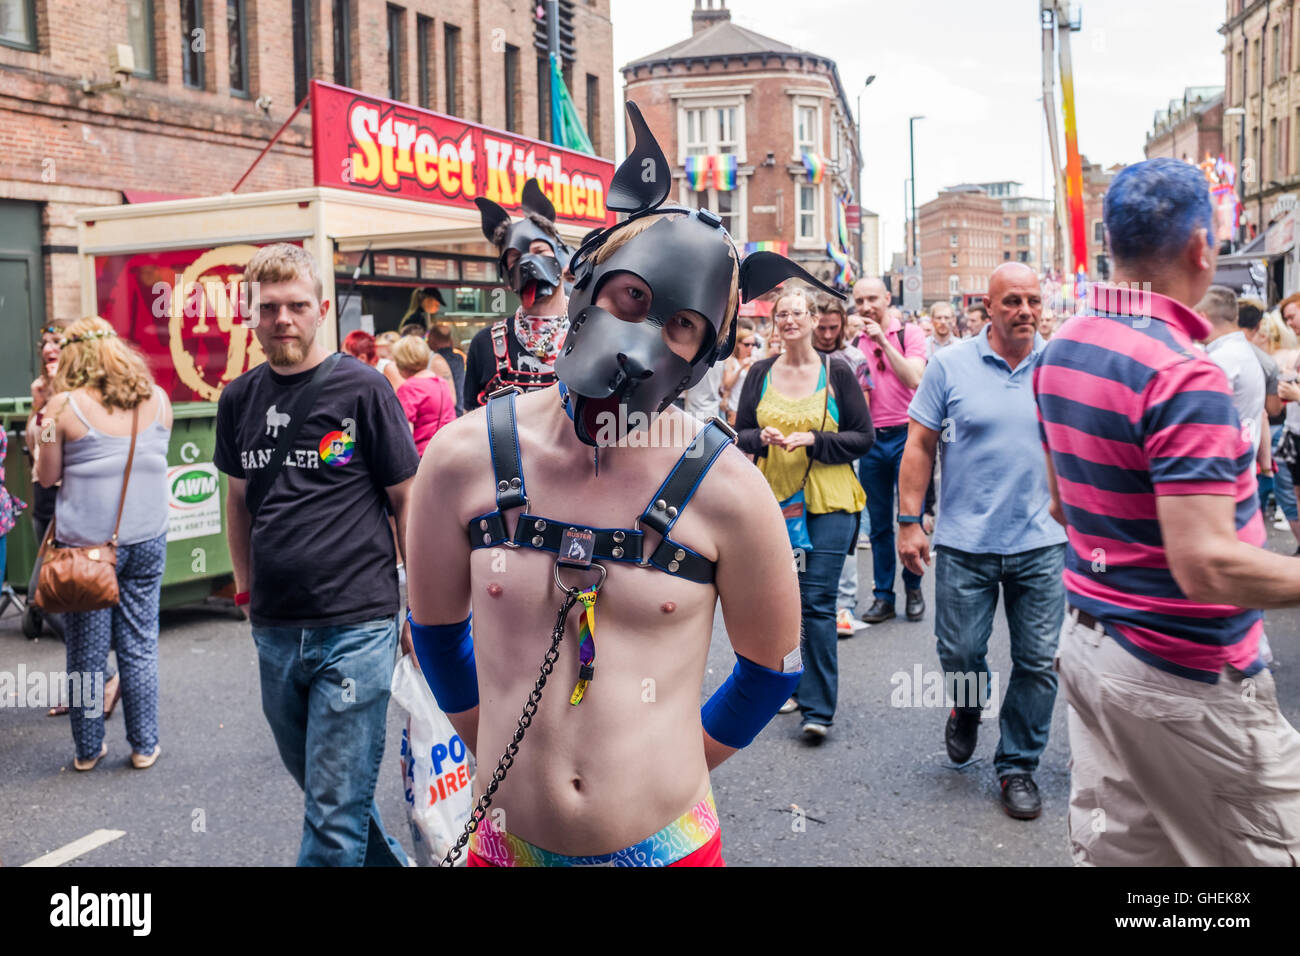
<box><xmin>390</xmin><ymin>653</ymin><xmax>476</xmax><ymax>866</ymax></box>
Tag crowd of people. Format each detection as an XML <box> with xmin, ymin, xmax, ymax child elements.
<box><xmin>15</xmin><ymin>141</ymin><xmax>1300</xmax><ymax>866</ymax></box>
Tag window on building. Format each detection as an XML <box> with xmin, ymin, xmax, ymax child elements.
<box><xmin>1273</xmin><ymin>24</ymin><xmax>1282</xmax><ymax>83</ymax></box>
<box><xmin>1253</xmin><ymin>38</ymin><xmax>1260</xmax><ymax>94</ymax></box>
<box><xmin>1003</xmin><ymin>234</ymin><xmax>1010</xmax><ymax>245</ymax></box>
<box><xmin>537</xmin><ymin>56</ymin><xmax>551</xmax><ymax>141</ymax></box>
<box><xmin>1003</xmin><ymin>251</ymin><xmax>1011</xmax><ymax>261</ymax></box>
<box><xmin>503</xmin><ymin>44</ymin><xmax>520</xmax><ymax>132</ymax></box>
<box><xmin>1272</xmin><ymin>117</ymin><xmax>1280</xmax><ymax>179</ymax></box>
<box><xmin>416</xmin><ymin>15</ymin><xmax>433</xmax><ymax>108</ymax></box>
<box><xmin>949</xmin><ymin>232</ymin><xmax>958</xmax><ymax>247</ymax></box>
<box><xmin>950</xmin><ymin>254</ymin><xmax>958</xmax><ymax>267</ymax></box>
<box><xmin>228</xmin><ymin>0</ymin><xmax>247</xmax><ymax>95</ymax></box>
<box><xmin>387</xmin><ymin>5</ymin><xmax>404</xmax><ymax>101</ymax></box>
<box><xmin>949</xmin><ymin>276</ymin><xmax>960</xmax><ymax>295</ymax></box>
<box><xmin>1093</xmin><ymin>220</ymin><xmax>1104</xmax><ymax>243</ymax></box>
<box><xmin>798</xmin><ymin>184</ymin><xmax>818</xmax><ymax>240</ymax></box>
<box><xmin>1002</xmin><ymin>216</ymin><xmax>1010</xmax><ymax>227</ymax></box>
<box><xmin>0</xmin><ymin>0</ymin><xmax>35</xmax><ymax>49</ymax></box>
<box><xmin>713</xmin><ymin>189</ymin><xmax>736</xmax><ymax>237</ymax></box>
<box><xmin>1016</xmin><ymin>233</ymin><xmax>1029</xmax><ymax>245</ymax></box>
<box><xmin>796</xmin><ymin>105</ymin><xmax>818</xmax><ymax>154</ymax></box>
<box><xmin>1017</xmin><ymin>250</ymin><xmax>1030</xmax><ymax>263</ymax></box>
<box><xmin>444</xmin><ymin>25</ymin><xmax>460</xmax><ymax>116</ymax></box>
<box><xmin>684</xmin><ymin>106</ymin><xmax>739</xmax><ymax>157</ymax></box>
<box><xmin>586</xmin><ymin>74</ymin><xmax>599</xmax><ymax>154</ymax></box>
<box><xmin>333</xmin><ymin>0</ymin><xmax>352</xmax><ymax>86</ymax></box>
<box><xmin>1016</xmin><ymin>216</ymin><xmax>1028</xmax><ymax>228</ymax></box>
<box><xmin>292</xmin><ymin>0</ymin><xmax>311</xmax><ymax>105</ymax></box>
<box><xmin>181</xmin><ymin>0</ymin><xmax>204</xmax><ymax>89</ymax></box>
<box><xmin>126</xmin><ymin>1</ymin><xmax>155</xmax><ymax>77</ymax></box>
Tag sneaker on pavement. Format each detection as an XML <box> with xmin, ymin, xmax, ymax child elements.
<box><xmin>945</xmin><ymin>707</ymin><xmax>980</xmax><ymax>763</ymax></box>
<box><xmin>800</xmin><ymin>721</ymin><xmax>828</xmax><ymax>743</ymax></box>
<box><xmin>999</xmin><ymin>773</ymin><xmax>1042</xmax><ymax>820</ymax></box>
<box><xmin>861</xmin><ymin>599</ymin><xmax>896</xmax><ymax>624</ymax></box>
<box><xmin>905</xmin><ymin>588</ymin><xmax>926</xmax><ymax>621</ymax></box>
<box><xmin>836</xmin><ymin>608</ymin><xmax>855</xmax><ymax>636</ymax></box>
<box><xmin>1275</xmin><ymin>516</ymin><xmax>1290</xmax><ymax>531</ymax></box>
<box><xmin>779</xmin><ymin>696</ymin><xmax>799</xmax><ymax>714</ymax></box>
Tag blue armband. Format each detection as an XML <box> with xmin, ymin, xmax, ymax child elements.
<box><xmin>407</xmin><ymin>611</ymin><xmax>478</xmax><ymax>714</ymax></box>
<box><xmin>701</xmin><ymin>651</ymin><xmax>803</xmax><ymax>750</ymax></box>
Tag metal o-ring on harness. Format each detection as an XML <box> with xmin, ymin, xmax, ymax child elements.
<box><xmin>553</xmin><ymin>560</ymin><xmax>607</xmax><ymax>598</ymax></box>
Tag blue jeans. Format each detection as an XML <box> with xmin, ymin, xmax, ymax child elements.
<box><xmin>251</xmin><ymin>616</ymin><xmax>409</xmax><ymax>867</ymax></box>
<box><xmin>796</xmin><ymin>510</ymin><xmax>860</xmax><ymax>727</ymax></box>
<box><xmin>64</xmin><ymin>532</ymin><xmax>166</xmax><ymax>761</ymax></box>
<box><xmin>933</xmin><ymin>543</ymin><xmax>1065</xmax><ymax>777</ymax></box>
<box><xmin>859</xmin><ymin>424</ymin><xmax>922</xmax><ymax>603</ymax></box>
<box><xmin>1271</xmin><ymin>425</ymin><xmax>1298</xmax><ymax>521</ymax></box>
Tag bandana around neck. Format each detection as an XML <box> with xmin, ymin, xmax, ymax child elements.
<box><xmin>513</xmin><ymin>306</ymin><xmax>569</xmax><ymax>368</ymax></box>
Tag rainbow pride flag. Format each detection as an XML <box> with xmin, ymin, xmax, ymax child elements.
<box><xmin>684</xmin><ymin>155</ymin><xmax>710</xmax><ymax>191</ymax></box>
<box><xmin>835</xmin><ymin>196</ymin><xmax>850</xmax><ymax>253</ymax></box>
<box><xmin>801</xmin><ymin>151</ymin><xmax>825</xmax><ymax>185</ymax></box>
<box><xmin>713</xmin><ymin>154</ymin><xmax>737</xmax><ymax>192</ymax></box>
<box><xmin>744</xmin><ymin>240</ymin><xmax>789</xmax><ymax>257</ymax></box>
<box><xmin>827</xmin><ymin>243</ymin><xmax>853</xmax><ymax>286</ymax></box>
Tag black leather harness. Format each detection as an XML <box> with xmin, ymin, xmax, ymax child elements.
<box><xmin>475</xmin><ymin>318</ymin><xmax>559</xmax><ymax>406</ymax></box>
<box><xmin>466</xmin><ymin>387</ymin><xmax>736</xmax><ymax>583</ymax></box>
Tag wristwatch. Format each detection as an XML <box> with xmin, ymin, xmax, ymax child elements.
<box><xmin>897</xmin><ymin>513</ymin><xmax>925</xmax><ymax>525</ymax></box>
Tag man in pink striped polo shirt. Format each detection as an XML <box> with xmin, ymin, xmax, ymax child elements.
<box><xmin>1034</xmin><ymin>158</ymin><xmax>1300</xmax><ymax>866</ymax></box>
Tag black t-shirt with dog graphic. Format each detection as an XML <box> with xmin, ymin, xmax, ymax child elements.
<box><xmin>214</xmin><ymin>354</ymin><xmax>420</xmax><ymax>628</ymax></box>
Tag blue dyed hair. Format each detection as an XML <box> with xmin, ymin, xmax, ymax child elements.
<box><xmin>1103</xmin><ymin>158</ymin><xmax>1215</xmax><ymax>265</ymax></box>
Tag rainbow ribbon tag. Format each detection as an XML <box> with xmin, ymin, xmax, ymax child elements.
<box><xmin>570</xmin><ymin>586</ymin><xmax>599</xmax><ymax>705</ymax></box>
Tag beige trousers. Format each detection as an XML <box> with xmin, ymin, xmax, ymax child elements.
<box><xmin>1057</xmin><ymin>611</ymin><xmax>1300</xmax><ymax>866</ymax></box>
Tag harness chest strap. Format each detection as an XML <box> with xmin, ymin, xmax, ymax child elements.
<box><xmin>478</xmin><ymin>319</ymin><xmax>556</xmax><ymax>405</ymax></box>
<box><xmin>465</xmin><ymin>387</ymin><xmax>735</xmax><ymax>583</ymax></box>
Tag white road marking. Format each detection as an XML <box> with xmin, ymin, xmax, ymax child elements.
<box><xmin>22</xmin><ymin>828</ymin><xmax>126</xmax><ymax>867</ymax></box>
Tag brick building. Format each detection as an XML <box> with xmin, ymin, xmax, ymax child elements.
<box><xmin>0</xmin><ymin>0</ymin><xmax>613</xmax><ymax>392</ymax></box>
<box><xmin>1144</xmin><ymin>86</ymin><xmax>1224</xmax><ymax>163</ymax></box>
<box><xmin>621</xmin><ymin>0</ymin><xmax>863</xmax><ymax>288</ymax></box>
<box><xmin>1081</xmin><ymin>154</ymin><xmax>1122</xmax><ymax>281</ymax></box>
<box><xmin>1220</xmin><ymin>0</ymin><xmax>1300</xmax><ymax>242</ymax></box>
<box><xmin>909</xmin><ymin>185</ymin><xmax>1003</xmax><ymax>305</ymax></box>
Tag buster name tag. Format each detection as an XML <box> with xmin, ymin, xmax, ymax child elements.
<box><xmin>557</xmin><ymin>526</ymin><xmax>596</xmax><ymax>568</ymax></box>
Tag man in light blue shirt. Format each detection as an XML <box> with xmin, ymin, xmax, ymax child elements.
<box><xmin>896</xmin><ymin>262</ymin><xmax>1067</xmax><ymax>822</ymax></box>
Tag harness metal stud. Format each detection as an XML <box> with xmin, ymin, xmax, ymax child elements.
<box><xmin>673</xmin><ymin>548</ymin><xmax>686</xmax><ymax>561</ymax></box>
<box><xmin>479</xmin><ymin>518</ymin><xmax>489</xmax><ymax>531</ymax></box>
<box><xmin>497</xmin><ymin>480</ymin><xmax>509</xmax><ymax>492</ymax></box>
<box><xmin>482</xmin><ymin>533</ymin><xmax>492</xmax><ymax>545</ymax></box>
<box><xmin>668</xmin><ymin>560</ymin><xmax>680</xmax><ymax>572</ymax></box>
<box><xmin>655</xmin><ymin>499</ymin><xmax>667</xmax><ymax>511</ymax></box>
<box><xmin>666</xmin><ymin>506</ymin><xmax>678</xmax><ymax>519</ymax></box>
<box><xmin>612</xmin><ymin>530</ymin><xmax>625</xmax><ymax>542</ymax></box>
<box><xmin>510</xmin><ymin>477</ymin><xmax>522</xmax><ymax>489</ymax></box>
<box><xmin>535</xmin><ymin>519</ymin><xmax>547</xmax><ymax>531</ymax></box>
<box><xmin>612</xmin><ymin>546</ymin><xmax>624</xmax><ymax>558</ymax></box>
<box><xmin>532</xmin><ymin>535</ymin><xmax>544</xmax><ymax>547</ymax></box>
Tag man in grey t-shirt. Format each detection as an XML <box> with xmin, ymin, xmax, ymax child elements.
<box><xmin>1198</xmin><ymin>287</ymin><xmax>1266</xmax><ymax>457</ymax></box>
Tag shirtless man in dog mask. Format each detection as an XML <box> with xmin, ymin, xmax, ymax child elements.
<box><xmin>405</xmin><ymin>103</ymin><xmax>844</xmax><ymax>866</ymax></box>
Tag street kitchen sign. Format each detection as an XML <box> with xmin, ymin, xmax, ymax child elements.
<box><xmin>310</xmin><ymin>80</ymin><xmax>614</xmax><ymax>228</ymax></box>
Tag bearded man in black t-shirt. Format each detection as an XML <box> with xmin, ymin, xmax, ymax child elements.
<box><xmin>215</xmin><ymin>243</ymin><xmax>420</xmax><ymax>867</ymax></box>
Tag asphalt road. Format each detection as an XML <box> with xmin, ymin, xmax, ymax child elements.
<box><xmin>3</xmin><ymin>521</ymin><xmax>1299</xmax><ymax>867</ymax></box>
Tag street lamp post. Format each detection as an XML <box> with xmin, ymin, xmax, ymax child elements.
<box><xmin>909</xmin><ymin>115</ymin><xmax>924</xmax><ymax>268</ymax></box>
<box><xmin>855</xmin><ymin>75</ymin><xmax>875</xmax><ymax>277</ymax></box>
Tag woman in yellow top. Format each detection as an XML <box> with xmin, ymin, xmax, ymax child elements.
<box><xmin>734</xmin><ymin>287</ymin><xmax>874</xmax><ymax>742</ymax></box>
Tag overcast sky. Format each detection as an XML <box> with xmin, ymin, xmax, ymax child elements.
<box><xmin>608</xmin><ymin>0</ymin><xmax>1227</xmax><ymax>271</ymax></box>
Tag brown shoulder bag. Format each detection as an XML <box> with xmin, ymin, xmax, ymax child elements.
<box><xmin>34</xmin><ymin>405</ymin><xmax>140</xmax><ymax>615</ymax></box>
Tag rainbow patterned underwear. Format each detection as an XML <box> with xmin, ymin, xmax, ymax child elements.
<box><xmin>468</xmin><ymin>790</ymin><xmax>719</xmax><ymax>867</ymax></box>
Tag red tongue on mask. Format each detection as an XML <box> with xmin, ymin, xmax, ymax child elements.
<box><xmin>521</xmin><ymin>282</ymin><xmax>537</xmax><ymax>310</ymax></box>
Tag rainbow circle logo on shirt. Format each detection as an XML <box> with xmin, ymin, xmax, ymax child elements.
<box><xmin>319</xmin><ymin>430</ymin><xmax>354</xmax><ymax>466</ymax></box>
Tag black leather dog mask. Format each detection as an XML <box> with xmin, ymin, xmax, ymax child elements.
<box><xmin>476</xmin><ymin>179</ymin><xmax>574</xmax><ymax>309</ymax></box>
<box><xmin>555</xmin><ymin>102</ymin><xmax>845</xmax><ymax>446</ymax></box>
